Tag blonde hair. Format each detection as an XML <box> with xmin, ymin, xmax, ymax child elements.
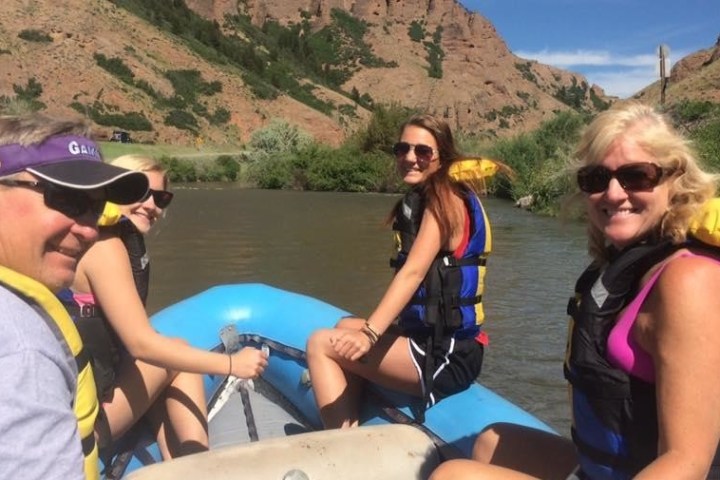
<box><xmin>110</xmin><ymin>154</ymin><xmax>168</xmax><ymax>188</ymax></box>
<box><xmin>569</xmin><ymin>102</ymin><xmax>718</xmax><ymax>262</ymax></box>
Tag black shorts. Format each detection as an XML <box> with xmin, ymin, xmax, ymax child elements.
<box><xmin>406</xmin><ymin>331</ymin><xmax>484</xmax><ymax>407</ymax></box>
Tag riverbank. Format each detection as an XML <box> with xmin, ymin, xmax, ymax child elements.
<box><xmin>104</xmin><ymin>100</ymin><xmax>720</xmax><ymax>217</ymax></box>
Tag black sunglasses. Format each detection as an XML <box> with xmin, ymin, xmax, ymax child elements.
<box><xmin>392</xmin><ymin>142</ymin><xmax>437</xmax><ymax>167</ymax></box>
<box><xmin>577</xmin><ymin>162</ymin><xmax>670</xmax><ymax>194</ymax></box>
<box><xmin>141</xmin><ymin>188</ymin><xmax>173</xmax><ymax>209</ymax></box>
<box><xmin>0</xmin><ymin>179</ymin><xmax>105</xmax><ymax>219</ymax></box>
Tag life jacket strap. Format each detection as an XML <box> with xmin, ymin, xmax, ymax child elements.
<box><xmin>64</xmin><ymin>302</ymin><xmax>101</xmax><ymax>319</ymax></box>
<box><xmin>564</xmin><ymin>365</ymin><xmax>631</xmax><ymax>399</ymax></box>
<box><xmin>81</xmin><ymin>431</ymin><xmax>96</xmax><ymax>457</ymax></box>
<box><xmin>409</xmin><ymin>294</ymin><xmax>482</xmax><ymax>308</ymax></box>
<box><xmin>441</xmin><ymin>256</ymin><xmax>487</xmax><ymax>267</ymax></box>
<box><xmin>391</xmin><ymin>255</ymin><xmax>487</xmax><ymax>270</ymax></box>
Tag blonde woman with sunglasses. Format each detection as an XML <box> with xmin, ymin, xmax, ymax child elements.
<box><xmin>430</xmin><ymin>102</ymin><xmax>720</xmax><ymax>480</ymax></box>
<box><xmin>307</xmin><ymin>114</ymin><xmax>501</xmax><ymax>429</ymax></box>
<box><xmin>62</xmin><ymin>155</ymin><xmax>268</xmax><ymax>462</ymax></box>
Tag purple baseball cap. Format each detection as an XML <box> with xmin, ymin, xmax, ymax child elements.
<box><xmin>0</xmin><ymin>134</ymin><xmax>148</xmax><ymax>204</ymax></box>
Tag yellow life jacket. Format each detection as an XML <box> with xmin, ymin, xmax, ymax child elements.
<box><xmin>97</xmin><ymin>202</ymin><xmax>121</xmax><ymax>227</ymax></box>
<box><xmin>688</xmin><ymin>197</ymin><xmax>720</xmax><ymax>246</ymax></box>
<box><xmin>448</xmin><ymin>158</ymin><xmax>500</xmax><ymax>182</ymax></box>
<box><xmin>0</xmin><ymin>266</ymin><xmax>100</xmax><ymax>480</ymax></box>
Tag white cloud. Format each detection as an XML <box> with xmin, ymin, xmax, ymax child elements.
<box><xmin>584</xmin><ymin>68</ymin><xmax>659</xmax><ymax>98</ymax></box>
<box><xmin>514</xmin><ymin>48</ymin><xmax>694</xmax><ymax>98</ymax></box>
<box><xmin>515</xmin><ymin>49</ymin><xmax>657</xmax><ymax>67</ymax></box>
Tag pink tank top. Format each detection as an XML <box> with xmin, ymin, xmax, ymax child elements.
<box><xmin>607</xmin><ymin>253</ymin><xmax>717</xmax><ymax>383</ymax></box>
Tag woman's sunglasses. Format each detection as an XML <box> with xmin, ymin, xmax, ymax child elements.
<box><xmin>577</xmin><ymin>162</ymin><xmax>670</xmax><ymax>194</ymax></box>
<box><xmin>0</xmin><ymin>179</ymin><xmax>106</xmax><ymax>219</ymax></box>
<box><xmin>392</xmin><ymin>142</ymin><xmax>437</xmax><ymax>168</ymax></box>
<box><xmin>141</xmin><ymin>188</ymin><xmax>174</xmax><ymax>209</ymax></box>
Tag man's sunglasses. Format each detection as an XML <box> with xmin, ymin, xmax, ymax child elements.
<box><xmin>577</xmin><ymin>162</ymin><xmax>671</xmax><ymax>194</ymax></box>
<box><xmin>0</xmin><ymin>179</ymin><xmax>106</xmax><ymax>219</ymax></box>
<box><xmin>392</xmin><ymin>142</ymin><xmax>437</xmax><ymax>167</ymax></box>
<box><xmin>141</xmin><ymin>189</ymin><xmax>174</xmax><ymax>209</ymax></box>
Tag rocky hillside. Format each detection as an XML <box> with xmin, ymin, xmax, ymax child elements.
<box><xmin>0</xmin><ymin>0</ymin><xmax>610</xmax><ymax>147</ymax></box>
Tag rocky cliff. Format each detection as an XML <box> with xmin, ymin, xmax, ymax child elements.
<box><xmin>0</xmin><ymin>0</ymin><xmax>609</xmax><ymax>146</ymax></box>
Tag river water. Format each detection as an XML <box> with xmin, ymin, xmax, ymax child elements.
<box><xmin>145</xmin><ymin>186</ymin><xmax>589</xmax><ymax>435</ymax></box>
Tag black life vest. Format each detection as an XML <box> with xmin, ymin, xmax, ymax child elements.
<box><xmin>390</xmin><ymin>186</ymin><xmax>491</xmax><ymax>421</ymax></box>
<box><xmin>60</xmin><ymin>217</ymin><xmax>150</xmax><ymax>401</ymax></box>
<box><xmin>565</xmin><ymin>240</ymin><xmax>720</xmax><ymax>478</ymax></box>
<box><xmin>390</xmin><ymin>187</ymin><xmax>491</xmax><ymax>337</ymax></box>
<box><xmin>110</xmin><ymin>218</ymin><xmax>150</xmax><ymax>305</ymax></box>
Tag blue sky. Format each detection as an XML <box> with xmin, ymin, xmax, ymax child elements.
<box><xmin>460</xmin><ymin>0</ymin><xmax>719</xmax><ymax>98</ymax></box>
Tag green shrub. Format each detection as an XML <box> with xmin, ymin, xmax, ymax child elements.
<box><xmin>351</xmin><ymin>102</ymin><xmax>416</xmax><ymax>153</ymax></box>
<box><xmin>589</xmin><ymin>88</ymin><xmax>610</xmax><ymax>111</ymax></box>
<box><xmin>69</xmin><ymin>101</ymin><xmax>153</xmax><ymax>131</ymax></box>
<box><xmin>554</xmin><ymin>78</ymin><xmax>588</xmax><ymax>110</ymax></box>
<box><xmin>675</xmin><ymin>99</ymin><xmax>716</xmax><ymax>122</ymax></box>
<box><xmin>94</xmin><ymin>53</ymin><xmax>135</xmax><ymax>84</ymax></box>
<box><xmin>96</xmin><ymin>111</ymin><xmax>152</xmax><ymax>131</ymax></box>
<box><xmin>11</xmin><ymin>77</ymin><xmax>46</xmax><ymax>111</ymax></box>
<box><xmin>249</xmin><ymin>119</ymin><xmax>313</xmax><ymax>154</ymax></box>
<box><xmin>487</xmin><ymin>110</ymin><xmax>589</xmax><ymax>212</ymax></box>
<box><xmin>134</xmin><ymin>79</ymin><xmax>159</xmax><ymax>99</ymax></box>
<box><xmin>164</xmin><ymin>110</ymin><xmax>198</xmax><ymax>132</ymax></box>
<box><xmin>208</xmin><ymin>107</ymin><xmax>231</xmax><ymax>125</ymax></box>
<box><xmin>214</xmin><ymin>155</ymin><xmax>241</xmax><ymax>181</ymax></box>
<box><xmin>247</xmin><ymin>152</ymin><xmax>298</xmax><ymax>189</ymax></box>
<box><xmin>515</xmin><ymin>62</ymin><xmax>537</xmax><ymax>84</ymax></box>
<box><xmin>165</xmin><ymin>69</ymin><xmax>221</xmax><ymax>104</ymax></box>
<box><xmin>409</xmin><ymin>21</ymin><xmax>425</xmax><ymax>42</ymax></box>
<box><xmin>426</xmin><ymin>27</ymin><xmax>444</xmax><ymax>78</ymax></box>
<box><xmin>691</xmin><ymin>119</ymin><xmax>720</xmax><ymax>172</ymax></box>
<box><xmin>160</xmin><ymin>156</ymin><xmax>199</xmax><ymax>183</ymax></box>
<box><xmin>18</xmin><ymin>29</ymin><xmax>52</xmax><ymax>43</ymax></box>
<box><xmin>247</xmin><ymin>142</ymin><xmax>400</xmax><ymax>192</ymax></box>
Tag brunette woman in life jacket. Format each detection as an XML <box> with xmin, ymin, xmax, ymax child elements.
<box><xmin>66</xmin><ymin>155</ymin><xmax>267</xmax><ymax>461</ymax></box>
<box><xmin>430</xmin><ymin>102</ymin><xmax>720</xmax><ymax>480</ymax></box>
<box><xmin>306</xmin><ymin>114</ymin><xmax>510</xmax><ymax>428</ymax></box>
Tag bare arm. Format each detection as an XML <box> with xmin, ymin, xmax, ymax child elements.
<box><xmin>634</xmin><ymin>256</ymin><xmax>720</xmax><ymax>479</ymax></box>
<box><xmin>76</xmin><ymin>236</ymin><xmax>266</xmax><ymax>378</ymax></box>
<box><xmin>366</xmin><ymin>208</ymin><xmax>444</xmax><ymax>333</ymax></box>
<box><xmin>331</xmin><ymin>205</ymin><xmax>450</xmax><ymax>361</ymax></box>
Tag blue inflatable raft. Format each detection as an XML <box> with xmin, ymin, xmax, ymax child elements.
<box><xmin>109</xmin><ymin>284</ymin><xmax>555</xmax><ymax>478</ymax></box>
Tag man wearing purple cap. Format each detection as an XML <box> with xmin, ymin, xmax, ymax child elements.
<box><xmin>0</xmin><ymin>114</ymin><xmax>148</xmax><ymax>479</ymax></box>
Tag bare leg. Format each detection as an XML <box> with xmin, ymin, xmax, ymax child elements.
<box><xmin>102</xmin><ymin>355</ymin><xmax>174</xmax><ymax>442</ymax></box>
<box><xmin>431</xmin><ymin>424</ymin><xmax>577</xmax><ymax>480</ymax></box>
<box><xmin>306</xmin><ymin>327</ymin><xmax>363</xmax><ymax>428</ymax></box>
<box><xmin>306</xmin><ymin>318</ymin><xmax>421</xmax><ymax>429</ymax></box>
<box><xmin>430</xmin><ymin>459</ymin><xmax>541</xmax><ymax>480</ymax></box>
<box><xmin>145</xmin><ymin>371</ymin><xmax>208</xmax><ymax>459</ymax></box>
<box><xmin>473</xmin><ymin>423</ymin><xmax>576</xmax><ymax>477</ymax></box>
<box><xmin>101</xmin><ymin>355</ymin><xmax>208</xmax><ymax>460</ymax></box>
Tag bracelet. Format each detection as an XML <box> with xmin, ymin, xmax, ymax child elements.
<box><xmin>228</xmin><ymin>352</ymin><xmax>232</xmax><ymax>377</ymax></box>
<box><xmin>364</xmin><ymin>322</ymin><xmax>380</xmax><ymax>341</ymax></box>
<box><xmin>360</xmin><ymin>327</ymin><xmax>377</xmax><ymax>346</ymax></box>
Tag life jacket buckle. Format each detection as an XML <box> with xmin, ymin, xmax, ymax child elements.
<box><xmin>80</xmin><ymin>304</ymin><xmax>95</xmax><ymax>318</ymax></box>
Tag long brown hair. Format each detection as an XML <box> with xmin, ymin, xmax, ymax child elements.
<box><xmin>393</xmin><ymin>114</ymin><xmax>466</xmax><ymax>243</ymax></box>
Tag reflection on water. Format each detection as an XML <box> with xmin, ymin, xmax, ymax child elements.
<box><xmin>147</xmin><ymin>186</ymin><xmax>589</xmax><ymax>435</ymax></box>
